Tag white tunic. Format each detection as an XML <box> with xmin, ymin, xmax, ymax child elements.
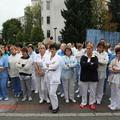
<box><xmin>109</xmin><ymin>58</ymin><xmax>120</xmax><ymax>85</ymax></box>
<box><xmin>45</xmin><ymin>54</ymin><xmax>62</xmax><ymax>84</ymax></box>
<box><xmin>95</xmin><ymin>51</ymin><xmax>109</xmax><ymax>72</ymax></box>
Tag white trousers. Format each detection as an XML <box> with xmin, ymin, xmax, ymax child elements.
<box><xmin>110</xmin><ymin>83</ymin><xmax>120</xmax><ymax>108</ymax></box>
<box><xmin>63</xmin><ymin>78</ymin><xmax>75</xmax><ymax>100</ymax></box>
<box><xmin>96</xmin><ymin>71</ymin><xmax>106</xmax><ymax>103</ymax></box>
<box><xmin>31</xmin><ymin>72</ymin><xmax>39</xmax><ymax>91</ymax></box>
<box><xmin>37</xmin><ymin>76</ymin><xmax>49</xmax><ymax>101</ymax></box>
<box><xmin>47</xmin><ymin>83</ymin><xmax>59</xmax><ymax>110</ymax></box>
<box><xmin>80</xmin><ymin>81</ymin><xmax>97</xmax><ymax>105</ymax></box>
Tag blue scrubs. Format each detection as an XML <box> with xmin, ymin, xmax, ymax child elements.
<box><xmin>0</xmin><ymin>55</ymin><xmax>9</xmax><ymax>99</ymax></box>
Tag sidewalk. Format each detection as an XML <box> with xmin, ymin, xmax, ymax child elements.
<box><xmin>0</xmin><ymin>86</ymin><xmax>119</xmax><ymax>114</ymax></box>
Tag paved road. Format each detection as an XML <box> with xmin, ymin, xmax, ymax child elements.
<box><xmin>0</xmin><ymin>85</ymin><xmax>120</xmax><ymax>120</ymax></box>
<box><xmin>0</xmin><ymin>114</ymin><xmax>120</xmax><ymax>120</ymax></box>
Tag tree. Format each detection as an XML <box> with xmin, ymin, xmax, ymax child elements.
<box><xmin>31</xmin><ymin>26</ymin><xmax>44</xmax><ymax>44</ymax></box>
<box><xmin>2</xmin><ymin>18</ymin><xmax>22</xmax><ymax>44</ymax></box>
<box><xmin>91</xmin><ymin>0</ymin><xmax>117</xmax><ymax>31</ymax></box>
<box><xmin>24</xmin><ymin>6</ymin><xmax>33</xmax><ymax>42</ymax></box>
<box><xmin>61</xmin><ymin>0</ymin><xmax>93</xmax><ymax>43</ymax></box>
<box><xmin>31</xmin><ymin>4</ymin><xmax>44</xmax><ymax>44</ymax></box>
<box><xmin>109</xmin><ymin>0</ymin><xmax>120</xmax><ymax>31</ymax></box>
<box><xmin>32</xmin><ymin>3</ymin><xmax>41</xmax><ymax>27</ymax></box>
<box><xmin>16</xmin><ymin>31</ymin><xmax>24</xmax><ymax>43</ymax></box>
<box><xmin>24</xmin><ymin>4</ymin><xmax>44</xmax><ymax>44</ymax></box>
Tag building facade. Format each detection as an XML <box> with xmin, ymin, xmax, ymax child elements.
<box><xmin>31</xmin><ymin>0</ymin><xmax>40</xmax><ymax>6</ymax></box>
<box><xmin>32</xmin><ymin>0</ymin><xmax>65</xmax><ymax>41</ymax></box>
<box><xmin>18</xmin><ymin>16</ymin><xmax>25</xmax><ymax>27</ymax></box>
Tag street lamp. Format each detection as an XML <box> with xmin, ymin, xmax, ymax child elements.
<box><xmin>54</xmin><ymin>27</ymin><xmax>57</xmax><ymax>42</ymax></box>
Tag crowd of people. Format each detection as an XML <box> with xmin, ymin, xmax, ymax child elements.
<box><xmin>0</xmin><ymin>39</ymin><xmax>120</xmax><ymax>113</ymax></box>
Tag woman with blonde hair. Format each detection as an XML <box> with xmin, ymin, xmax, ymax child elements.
<box><xmin>35</xmin><ymin>44</ymin><xmax>50</xmax><ymax>104</ymax></box>
<box><xmin>80</xmin><ymin>42</ymin><xmax>98</xmax><ymax>110</ymax></box>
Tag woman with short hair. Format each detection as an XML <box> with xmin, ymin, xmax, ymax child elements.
<box><xmin>45</xmin><ymin>44</ymin><xmax>62</xmax><ymax>113</ymax></box>
<box><xmin>35</xmin><ymin>44</ymin><xmax>50</xmax><ymax>104</ymax></box>
<box><xmin>80</xmin><ymin>42</ymin><xmax>98</xmax><ymax>110</ymax></box>
<box><xmin>16</xmin><ymin>47</ymin><xmax>33</xmax><ymax>102</ymax></box>
<box><xmin>108</xmin><ymin>46</ymin><xmax>120</xmax><ymax>110</ymax></box>
<box><xmin>8</xmin><ymin>45</ymin><xmax>21</xmax><ymax>97</ymax></box>
<box><xmin>61</xmin><ymin>47</ymin><xmax>77</xmax><ymax>103</ymax></box>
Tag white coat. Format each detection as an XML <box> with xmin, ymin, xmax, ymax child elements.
<box><xmin>45</xmin><ymin>54</ymin><xmax>62</xmax><ymax>84</ymax></box>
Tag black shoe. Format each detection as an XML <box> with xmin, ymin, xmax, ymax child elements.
<box><xmin>52</xmin><ymin>107</ymin><xmax>59</xmax><ymax>113</ymax></box>
<box><xmin>49</xmin><ymin>105</ymin><xmax>52</xmax><ymax>110</ymax></box>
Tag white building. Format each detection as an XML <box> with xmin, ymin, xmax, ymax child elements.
<box><xmin>18</xmin><ymin>16</ymin><xmax>25</xmax><ymax>27</ymax></box>
<box><xmin>32</xmin><ymin>0</ymin><xmax>65</xmax><ymax>41</ymax></box>
<box><xmin>31</xmin><ymin>0</ymin><xmax>40</xmax><ymax>6</ymax></box>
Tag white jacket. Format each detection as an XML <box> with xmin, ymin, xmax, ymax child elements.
<box><xmin>45</xmin><ymin>54</ymin><xmax>62</xmax><ymax>84</ymax></box>
<box><xmin>95</xmin><ymin>51</ymin><xmax>109</xmax><ymax>72</ymax></box>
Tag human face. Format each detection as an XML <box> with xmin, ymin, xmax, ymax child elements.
<box><xmin>65</xmin><ymin>49</ymin><xmax>72</xmax><ymax>57</ymax></box>
<box><xmin>10</xmin><ymin>47</ymin><xmax>17</xmax><ymax>55</ymax></box>
<box><xmin>50</xmin><ymin>48</ymin><xmax>56</xmax><ymax>57</ymax></box>
<box><xmin>22</xmin><ymin>51</ymin><xmax>28</xmax><ymax>58</ymax></box>
<box><xmin>97</xmin><ymin>45</ymin><xmax>104</xmax><ymax>53</ymax></box>
<box><xmin>86</xmin><ymin>44</ymin><xmax>93</xmax><ymax>56</ymax></box>
<box><xmin>39</xmin><ymin>46</ymin><xmax>46</xmax><ymax>55</ymax></box>
<box><xmin>117</xmin><ymin>51</ymin><xmax>120</xmax><ymax>60</ymax></box>
<box><xmin>60</xmin><ymin>44</ymin><xmax>66</xmax><ymax>51</ymax></box>
<box><xmin>28</xmin><ymin>47</ymin><xmax>33</xmax><ymax>54</ymax></box>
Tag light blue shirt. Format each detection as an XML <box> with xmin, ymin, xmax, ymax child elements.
<box><xmin>0</xmin><ymin>55</ymin><xmax>8</xmax><ymax>78</ymax></box>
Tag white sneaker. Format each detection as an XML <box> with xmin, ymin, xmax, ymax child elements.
<box><xmin>108</xmin><ymin>104</ymin><xmax>112</xmax><ymax>108</ymax></box>
<box><xmin>77</xmin><ymin>95</ymin><xmax>80</xmax><ymax>98</ymax></box>
<box><xmin>46</xmin><ymin>99</ymin><xmax>50</xmax><ymax>103</ymax></box>
<box><xmin>109</xmin><ymin>106</ymin><xmax>117</xmax><ymax>110</ymax></box>
<box><xmin>75</xmin><ymin>90</ymin><xmax>79</xmax><ymax>94</ymax></box>
<box><xmin>4</xmin><ymin>97</ymin><xmax>9</xmax><ymax>101</ymax></box>
<box><xmin>65</xmin><ymin>99</ymin><xmax>69</xmax><ymax>103</ymax></box>
<box><xmin>35</xmin><ymin>90</ymin><xmax>38</xmax><ymax>94</ymax></box>
<box><xmin>39</xmin><ymin>99</ymin><xmax>44</xmax><ymax>103</ymax></box>
<box><xmin>57</xmin><ymin>92</ymin><xmax>61</xmax><ymax>95</ymax></box>
<box><xmin>21</xmin><ymin>97</ymin><xmax>27</xmax><ymax>102</ymax></box>
<box><xmin>28</xmin><ymin>97</ymin><xmax>32</xmax><ymax>101</ymax></box>
<box><xmin>60</xmin><ymin>93</ymin><xmax>64</xmax><ymax>98</ymax></box>
<box><xmin>97</xmin><ymin>101</ymin><xmax>101</xmax><ymax>105</ymax></box>
<box><xmin>109</xmin><ymin>98</ymin><xmax>111</xmax><ymax>101</ymax></box>
<box><xmin>71</xmin><ymin>99</ymin><xmax>76</xmax><ymax>103</ymax></box>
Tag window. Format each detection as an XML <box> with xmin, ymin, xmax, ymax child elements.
<box><xmin>47</xmin><ymin>30</ymin><xmax>51</xmax><ymax>38</ymax></box>
<box><xmin>47</xmin><ymin>16</ymin><xmax>50</xmax><ymax>24</ymax></box>
<box><xmin>46</xmin><ymin>1</ymin><xmax>50</xmax><ymax>10</ymax></box>
<box><xmin>41</xmin><ymin>1</ymin><xmax>43</xmax><ymax>10</ymax></box>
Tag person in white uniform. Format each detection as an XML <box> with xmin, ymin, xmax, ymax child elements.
<box><xmin>35</xmin><ymin>44</ymin><xmax>50</xmax><ymax>104</ymax></box>
<box><xmin>95</xmin><ymin>42</ymin><xmax>109</xmax><ymax>104</ymax></box>
<box><xmin>45</xmin><ymin>44</ymin><xmax>62</xmax><ymax>113</ymax></box>
<box><xmin>61</xmin><ymin>46</ymin><xmax>77</xmax><ymax>103</ymax></box>
<box><xmin>108</xmin><ymin>46</ymin><xmax>120</xmax><ymax>110</ymax></box>
<box><xmin>27</xmin><ymin>44</ymin><xmax>38</xmax><ymax>93</ymax></box>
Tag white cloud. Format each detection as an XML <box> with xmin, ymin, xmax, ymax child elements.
<box><xmin>0</xmin><ymin>0</ymin><xmax>31</xmax><ymax>30</ymax></box>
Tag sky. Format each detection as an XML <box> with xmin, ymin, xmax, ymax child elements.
<box><xmin>0</xmin><ymin>0</ymin><xmax>31</xmax><ymax>30</ymax></box>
